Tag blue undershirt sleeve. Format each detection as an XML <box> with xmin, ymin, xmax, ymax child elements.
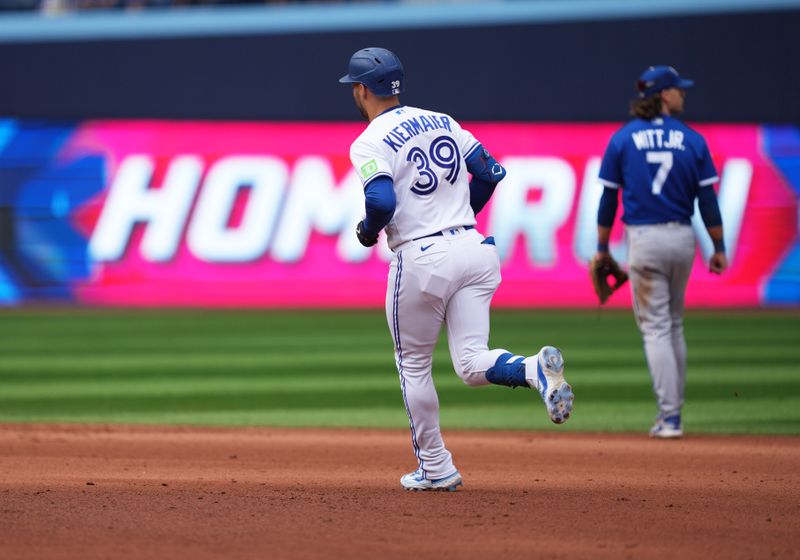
<box><xmin>465</xmin><ymin>144</ymin><xmax>506</xmax><ymax>215</ymax></box>
<box><xmin>469</xmin><ymin>176</ymin><xmax>496</xmax><ymax>215</ymax></box>
<box><xmin>697</xmin><ymin>185</ymin><xmax>722</xmax><ymax>227</ymax></box>
<box><xmin>597</xmin><ymin>186</ymin><xmax>619</xmax><ymax>227</ymax></box>
<box><xmin>361</xmin><ymin>176</ymin><xmax>396</xmax><ymax>238</ymax></box>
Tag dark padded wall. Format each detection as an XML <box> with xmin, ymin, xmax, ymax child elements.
<box><xmin>0</xmin><ymin>9</ymin><xmax>798</xmax><ymax>122</ymax></box>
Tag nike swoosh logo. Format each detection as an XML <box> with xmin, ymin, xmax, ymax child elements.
<box><xmin>420</xmin><ymin>243</ymin><xmax>435</xmax><ymax>252</ymax></box>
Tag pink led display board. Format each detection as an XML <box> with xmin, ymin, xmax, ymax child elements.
<box><xmin>55</xmin><ymin>121</ymin><xmax>796</xmax><ymax>308</ymax></box>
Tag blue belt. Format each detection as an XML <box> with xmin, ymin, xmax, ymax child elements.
<box><xmin>413</xmin><ymin>225</ymin><xmax>474</xmax><ymax>241</ymax></box>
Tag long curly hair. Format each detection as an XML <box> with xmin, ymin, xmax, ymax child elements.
<box><xmin>629</xmin><ymin>94</ymin><xmax>663</xmax><ymax>120</ymax></box>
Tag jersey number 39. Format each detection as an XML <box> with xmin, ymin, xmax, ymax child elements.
<box><xmin>407</xmin><ymin>136</ymin><xmax>461</xmax><ymax>196</ymax></box>
<box><xmin>646</xmin><ymin>151</ymin><xmax>673</xmax><ymax>195</ymax></box>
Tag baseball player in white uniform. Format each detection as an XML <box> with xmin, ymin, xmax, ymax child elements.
<box><xmin>340</xmin><ymin>47</ymin><xmax>574</xmax><ymax>491</ymax></box>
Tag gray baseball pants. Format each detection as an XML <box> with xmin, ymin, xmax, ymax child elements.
<box><xmin>626</xmin><ymin>223</ymin><xmax>696</xmax><ymax>419</ymax></box>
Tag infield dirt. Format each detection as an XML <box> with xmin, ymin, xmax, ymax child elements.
<box><xmin>1</xmin><ymin>424</ymin><xmax>798</xmax><ymax>559</ymax></box>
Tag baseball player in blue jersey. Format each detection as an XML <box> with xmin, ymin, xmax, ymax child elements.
<box><xmin>340</xmin><ymin>47</ymin><xmax>574</xmax><ymax>491</ymax></box>
<box><xmin>595</xmin><ymin>66</ymin><xmax>728</xmax><ymax>438</ymax></box>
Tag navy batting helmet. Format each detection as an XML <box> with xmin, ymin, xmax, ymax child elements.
<box><xmin>339</xmin><ymin>47</ymin><xmax>404</xmax><ymax>97</ymax></box>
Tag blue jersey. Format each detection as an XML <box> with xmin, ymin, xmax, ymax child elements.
<box><xmin>598</xmin><ymin>115</ymin><xmax>718</xmax><ymax>225</ymax></box>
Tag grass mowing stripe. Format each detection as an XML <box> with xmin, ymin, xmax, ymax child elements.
<box><xmin>5</xmin><ymin>365</ymin><xmax>791</xmax><ymax>401</ymax></box>
<box><xmin>0</xmin><ymin>336</ymin><xmax>390</xmax><ymax>354</ymax></box>
<box><xmin>0</xmin><ymin>351</ymin><xmax>389</xmax><ymax>371</ymax></box>
<box><xmin>0</xmin><ymin>375</ymin><xmax>398</xmax><ymax>397</ymax></box>
<box><xmin>0</xmin><ymin>309</ymin><xmax>797</xmax><ymax>434</ymax></box>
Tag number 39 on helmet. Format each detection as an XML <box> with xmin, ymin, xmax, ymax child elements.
<box><xmin>339</xmin><ymin>47</ymin><xmax>405</xmax><ymax>97</ymax></box>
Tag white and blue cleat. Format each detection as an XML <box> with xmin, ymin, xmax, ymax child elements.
<box><xmin>649</xmin><ymin>414</ymin><xmax>682</xmax><ymax>439</ymax></box>
<box><xmin>535</xmin><ymin>346</ymin><xmax>574</xmax><ymax>424</ymax></box>
<box><xmin>400</xmin><ymin>469</ymin><xmax>463</xmax><ymax>492</ymax></box>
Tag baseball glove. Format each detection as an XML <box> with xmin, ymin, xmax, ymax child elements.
<box><xmin>589</xmin><ymin>254</ymin><xmax>629</xmax><ymax>304</ymax></box>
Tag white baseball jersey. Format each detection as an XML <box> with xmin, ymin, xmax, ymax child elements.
<box><xmin>349</xmin><ymin>105</ymin><xmax>480</xmax><ymax>250</ymax></box>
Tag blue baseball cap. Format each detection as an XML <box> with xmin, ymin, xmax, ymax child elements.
<box><xmin>636</xmin><ymin>66</ymin><xmax>694</xmax><ymax>97</ymax></box>
<box><xmin>339</xmin><ymin>47</ymin><xmax>404</xmax><ymax>97</ymax></box>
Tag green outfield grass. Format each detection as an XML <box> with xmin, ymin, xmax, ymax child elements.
<box><xmin>0</xmin><ymin>309</ymin><xmax>798</xmax><ymax>435</ymax></box>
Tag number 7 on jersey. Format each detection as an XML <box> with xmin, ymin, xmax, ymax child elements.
<box><xmin>646</xmin><ymin>151</ymin><xmax>673</xmax><ymax>195</ymax></box>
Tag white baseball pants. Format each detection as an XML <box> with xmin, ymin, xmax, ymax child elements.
<box><xmin>385</xmin><ymin>227</ymin><xmax>511</xmax><ymax>479</ymax></box>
